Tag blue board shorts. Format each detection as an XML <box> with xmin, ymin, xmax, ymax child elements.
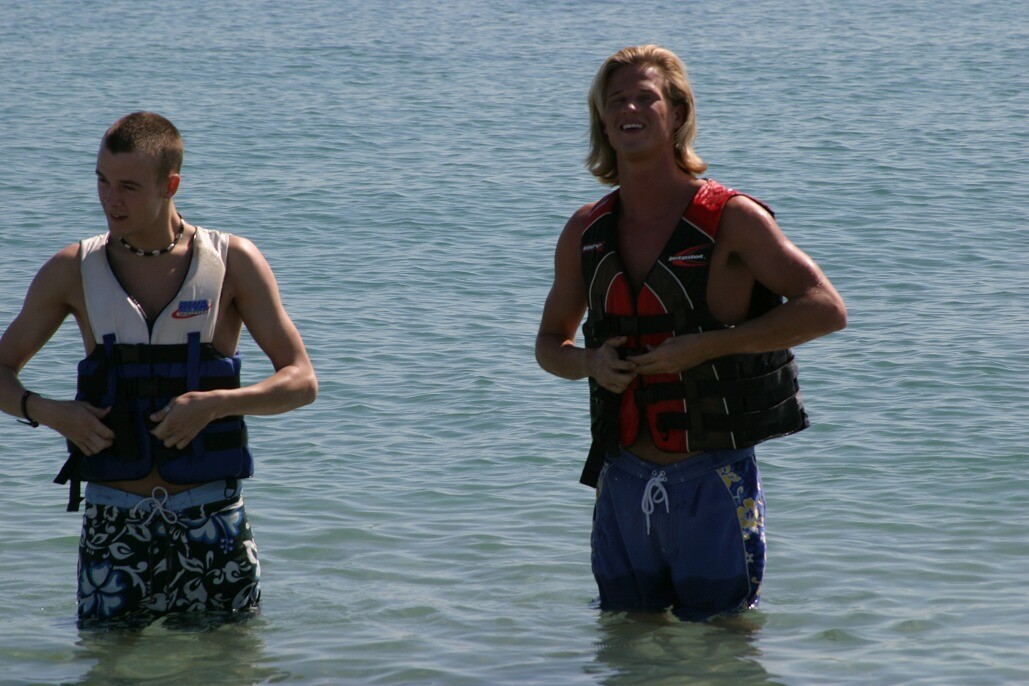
<box><xmin>77</xmin><ymin>480</ymin><xmax>261</xmax><ymax>626</ymax></box>
<box><xmin>591</xmin><ymin>446</ymin><xmax>766</xmax><ymax>620</ymax></box>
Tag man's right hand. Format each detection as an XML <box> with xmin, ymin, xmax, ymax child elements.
<box><xmin>587</xmin><ymin>336</ymin><xmax>637</xmax><ymax>394</ymax></box>
<box><xmin>41</xmin><ymin>399</ymin><xmax>115</xmax><ymax>456</ymax></box>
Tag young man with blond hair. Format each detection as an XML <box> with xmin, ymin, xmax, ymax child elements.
<box><xmin>536</xmin><ymin>46</ymin><xmax>846</xmax><ymax>620</ymax></box>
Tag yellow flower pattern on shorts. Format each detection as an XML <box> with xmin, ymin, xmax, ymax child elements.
<box><xmin>719</xmin><ymin>467</ymin><xmax>741</xmax><ymax>489</ymax></box>
<box><xmin>738</xmin><ymin>497</ymin><xmax>760</xmax><ymax>531</ymax></box>
<box><xmin>718</xmin><ymin>464</ymin><xmax>764</xmax><ymax>539</ymax></box>
<box><xmin>714</xmin><ymin>459</ymin><xmax>767</xmax><ymax>610</ymax></box>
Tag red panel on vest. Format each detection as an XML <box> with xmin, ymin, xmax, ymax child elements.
<box><xmin>683</xmin><ymin>180</ymin><xmax>737</xmax><ymax>240</ymax></box>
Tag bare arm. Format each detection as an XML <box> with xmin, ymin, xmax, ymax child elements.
<box><xmin>630</xmin><ymin>196</ymin><xmax>847</xmax><ymax>374</ymax></box>
<box><xmin>150</xmin><ymin>236</ymin><xmax>317</xmax><ymax>449</ymax></box>
<box><xmin>0</xmin><ymin>246</ymin><xmax>116</xmax><ymax>454</ymax></box>
<box><xmin>535</xmin><ymin>205</ymin><xmax>637</xmax><ymax>393</ymax></box>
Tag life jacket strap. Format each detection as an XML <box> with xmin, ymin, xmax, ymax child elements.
<box><xmin>150</xmin><ymin>421</ymin><xmax>248</xmax><ymax>464</ymax></box>
<box><xmin>635</xmin><ymin>359</ymin><xmax>800</xmax><ymax>408</ymax></box>
<box><xmin>53</xmin><ymin>457</ymin><xmax>84</xmax><ymax>512</ymax></box>
<box><xmin>81</xmin><ymin>340</ymin><xmax>238</xmax><ymax>367</ymax></box>
<box><xmin>656</xmin><ymin>394</ymin><xmax>807</xmax><ymax>447</ymax></box>
<box><xmin>584</xmin><ymin>311</ymin><xmax>700</xmax><ymax>341</ymax></box>
<box><xmin>581</xmin><ymin>383</ymin><xmax>622</xmax><ymax>488</ymax></box>
<box><xmin>79</xmin><ymin>375</ymin><xmax>240</xmax><ymax>401</ymax></box>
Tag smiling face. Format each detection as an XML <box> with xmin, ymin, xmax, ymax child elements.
<box><xmin>95</xmin><ymin>146</ymin><xmax>177</xmax><ymax>241</ymax></box>
<box><xmin>585</xmin><ymin>45</ymin><xmax>707</xmax><ymax>186</ymax></box>
<box><xmin>602</xmin><ymin>64</ymin><xmax>685</xmax><ymax>162</ymax></box>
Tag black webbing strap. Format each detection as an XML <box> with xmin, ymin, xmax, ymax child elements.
<box><xmin>657</xmin><ymin>394</ymin><xmax>805</xmax><ymax>438</ymax></box>
<box><xmin>579</xmin><ymin>439</ymin><xmax>608</xmax><ymax>489</ymax></box>
<box><xmin>53</xmin><ymin>457</ymin><xmax>84</xmax><ymax>512</ymax></box>
<box><xmin>584</xmin><ymin>311</ymin><xmax>697</xmax><ymax>341</ymax></box>
<box><xmin>104</xmin><ymin>342</ymin><xmax>227</xmax><ymax>365</ymax></box>
<box><xmin>634</xmin><ymin>360</ymin><xmax>799</xmax><ymax>409</ymax></box>
<box><xmin>77</xmin><ymin>376</ymin><xmax>239</xmax><ymax>403</ymax></box>
<box><xmin>581</xmin><ymin>385</ymin><xmax>620</xmax><ymax>488</ymax></box>
<box><xmin>693</xmin><ymin>359</ymin><xmax>799</xmax><ymax>398</ymax></box>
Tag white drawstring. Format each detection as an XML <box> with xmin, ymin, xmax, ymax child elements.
<box><xmin>129</xmin><ymin>486</ymin><xmax>180</xmax><ymax>526</ymax></box>
<box><xmin>641</xmin><ymin>470</ymin><xmax>669</xmax><ymax>535</ymax></box>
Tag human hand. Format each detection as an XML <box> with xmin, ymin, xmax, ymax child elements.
<box><xmin>628</xmin><ymin>334</ymin><xmax>710</xmax><ymax>375</ymax></box>
<box><xmin>149</xmin><ymin>392</ymin><xmax>215</xmax><ymax>450</ymax></box>
<box><xmin>587</xmin><ymin>336</ymin><xmax>637</xmax><ymax>393</ymax></box>
<box><xmin>49</xmin><ymin>400</ymin><xmax>115</xmax><ymax>456</ymax></box>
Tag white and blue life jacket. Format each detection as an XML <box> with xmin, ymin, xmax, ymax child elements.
<box><xmin>54</xmin><ymin>227</ymin><xmax>252</xmax><ymax>510</ymax></box>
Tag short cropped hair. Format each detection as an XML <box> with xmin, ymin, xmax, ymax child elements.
<box><xmin>586</xmin><ymin>45</ymin><xmax>707</xmax><ymax>185</ymax></box>
<box><xmin>101</xmin><ymin>112</ymin><xmax>184</xmax><ymax>182</ymax></box>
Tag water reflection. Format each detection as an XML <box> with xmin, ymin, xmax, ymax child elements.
<box><xmin>588</xmin><ymin>610</ymin><xmax>785</xmax><ymax>685</ymax></box>
<box><xmin>69</xmin><ymin>612</ymin><xmax>287</xmax><ymax>685</ymax></box>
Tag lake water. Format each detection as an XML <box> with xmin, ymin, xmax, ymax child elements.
<box><xmin>0</xmin><ymin>0</ymin><xmax>1026</xmax><ymax>684</ymax></box>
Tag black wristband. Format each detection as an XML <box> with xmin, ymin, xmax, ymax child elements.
<box><xmin>18</xmin><ymin>390</ymin><xmax>39</xmax><ymax>428</ymax></box>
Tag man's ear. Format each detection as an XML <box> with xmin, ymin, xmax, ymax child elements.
<box><xmin>673</xmin><ymin>103</ymin><xmax>687</xmax><ymax>130</ymax></box>
<box><xmin>165</xmin><ymin>173</ymin><xmax>181</xmax><ymax>199</ymax></box>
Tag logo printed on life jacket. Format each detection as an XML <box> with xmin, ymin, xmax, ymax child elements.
<box><xmin>668</xmin><ymin>245</ymin><xmax>709</xmax><ymax>268</ymax></box>
<box><xmin>171</xmin><ymin>299</ymin><xmax>212</xmax><ymax>319</ymax></box>
<box><xmin>582</xmin><ymin>241</ymin><xmax>606</xmax><ymax>253</ymax></box>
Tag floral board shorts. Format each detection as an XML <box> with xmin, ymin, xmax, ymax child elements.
<box><xmin>77</xmin><ymin>481</ymin><xmax>261</xmax><ymax>625</ymax></box>
<box><xmin>591</xmin><ymin>446</ymin><xmax>766</xmax><ymax>621</ymax></box>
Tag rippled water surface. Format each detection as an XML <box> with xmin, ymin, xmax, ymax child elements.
<box><xmin>1</xmin><ymin>1</ymin><xmax>1026</xmax><ymax>684</ymax></box>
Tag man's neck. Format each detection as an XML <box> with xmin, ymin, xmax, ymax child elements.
<box><xmin>134</xmin><ymin>203</ymin><xmax>181</xmax><ymax>250</ymax></box>
<box><xmin>617</xmin><ymin>159</ymin><xmax>698</xmax><ymax>219</ymax></box>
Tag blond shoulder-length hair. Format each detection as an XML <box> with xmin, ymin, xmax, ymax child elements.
<box><xmin>586</xmin><ymin>45</ymin><xmax>707</xmax><ymax>186</ymax></box>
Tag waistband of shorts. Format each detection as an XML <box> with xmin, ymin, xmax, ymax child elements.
<box><xmin>608</xmin><ymin>445</ymin><xmax>755</xmax><ymax>484</ymax></box>
<box><xmin>84</xmin><ymin>480</ymin><xmax>242</xmax><ymax>511</ymax></box>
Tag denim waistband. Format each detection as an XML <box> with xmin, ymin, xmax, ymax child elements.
<box><xmin>609</xmin><ymin>445</ymin><xmax>755</xmax><ymax>484</ymax></box>
<box><xmin>84</xmin><ymin>480</ymin><xmax>242</xmax><ymax>510</ymax></box>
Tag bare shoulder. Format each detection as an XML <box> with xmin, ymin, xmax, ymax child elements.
<box><xmin>37</xmin><ymin>242</ymin><xmax>85</xmax><ymax>296</ymax></box>
<box><xmin>717</xmin><ymin>193</ymin><xmax>838</xmax><ymax>303</ymax></box>
<box><xmin>547</xmin><ymin>202</ymin><xmax>595</xmax><ymax>276</ymax></box>
<box><xmin>48</xmin><ymin>241</ymin><xmax>84</xmax><ymax>270</ymax></box>
<box><xmin>219</xmin><ymin>233</ymin><xmax>311</xmax><ymax>372</ymax></box>
<box><xmin>538</xmin><ymin>203</ymin><xmax>596</xmax><ymax>339</ymax></box>
<box><xmin>556</xmin><ymin>202</ymin><xmax>598</xmax><ymax>252</ymax></box>
<box><xmin>720</xmin><ymin>194</ymin><xmax>783</xmax><ymax>244</ymax></box>
<box><xmin>0</xmin><ymin>243</ymin><xmax>85</xmax><ymax>366</ymax></box>
<box><xmin>226</xmin><ymin>233</ymin><xmax>265</xmax><ymax>265</ymax></box>
<box><xmin>224</xmin><ymin>233</ymin><xmax>277</xmax><ymax>282</ymax></box>
<box><xmin>568</xmin><ymin>201</ymin><xmax>598</xmax><ymax>231</ymax></box>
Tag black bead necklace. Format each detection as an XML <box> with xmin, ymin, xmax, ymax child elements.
<box><xmin>118</xmin><ymin>214</ymin><xmax>186</xmax><ymax>257</ymax></box>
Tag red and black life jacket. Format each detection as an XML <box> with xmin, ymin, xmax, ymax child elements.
<box><xmin>578</xmin><ymin>179</ymin><xmax>808</xmax><ymax>487</ymax></box>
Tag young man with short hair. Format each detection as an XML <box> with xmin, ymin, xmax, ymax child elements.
<box><xmin>0</xmin><ymin>112</ymin><xmax>318</xmax><ymax>625</ymax></box>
